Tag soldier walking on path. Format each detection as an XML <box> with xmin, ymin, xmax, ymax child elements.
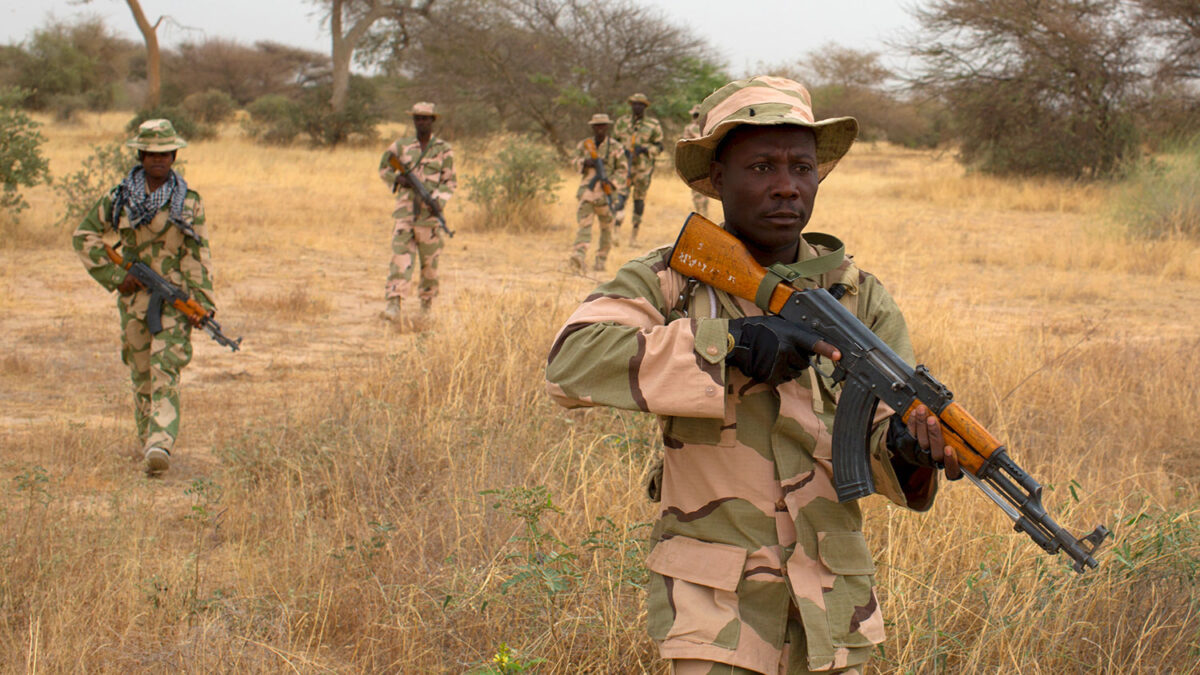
<box><xmin>72</xmin><ymin>119</ymin><xmax>216</xmax><ymax>476</ymax></box>
<box><xmin>378</xmin><ymin>102</ymin><xmax>457</xmax><ymax>320</ymax></box>
<box><xmin>546</xmin><ymin>76</ymin><xmax>962</xmax><ymax>674</ymax></box>
<box><xmin>612</xmin><ymin>92</ymin><xmax>663</xmax><ymax>248</ymax></box>
<box><xmin>683</xmin><ymin>104</ymin><xmax>710</xmax><ymax>218</ymax></box>
<box><xmin>567</xmin><ymin>113</ymin><xmax>628</xmax><ymax>274</ymax></box>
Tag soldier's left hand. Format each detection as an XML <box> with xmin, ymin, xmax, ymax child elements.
<box><xmin>117</xmin><ymin>274</ymin><xmax>144</xmax><ymax>295</ymax></box>
<box><xmin>907</xmin><ymin>405</ymin><xmax>962</xmax><ymax>480</ymax></box>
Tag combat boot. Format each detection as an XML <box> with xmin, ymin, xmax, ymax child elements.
<box><xmin>379</xmin><ymin>298</ymin><xmax>401</xmax><ymax>322</ymax></box>
<box><xmin>144</xmin><ymin>447</ymin><xmax>170</xmax><ymax>475</ymax></box>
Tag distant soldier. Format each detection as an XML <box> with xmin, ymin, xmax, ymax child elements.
<box><xmin>378</xmin><ymin>102</ymin><xmax>457</xmax><ymax>319</ymax></box>
<box><xmin>682</xmin><ymin>104</ymin><xmax>709</xmax><ymax>218</ymax></box>
<box><xmin>72</xmin><ymin>119</ymin><xmax>214</xmax><ymax>475</ymax></box>
<box><xmin>568</xmin><ymin>113</ymin><xmax>628</xmax><ymax>273</ymax></box>
<box><xmin>611</xmin><ymin>92</ymin><xmax>664</xmax><ymax>247</ymax></box>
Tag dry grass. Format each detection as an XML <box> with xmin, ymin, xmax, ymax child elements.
<box><xmin>1</xmin><ymin>112</ymin><xmax>1198</xmax><ymax>673</ymax></box>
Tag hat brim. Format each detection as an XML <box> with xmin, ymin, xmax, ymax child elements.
<box><xmin>674</xmin><ymin>116</ymin><xmax>858</xmax><ymax>200</ymax></box>
<box><xmin>126</xmin><ymin>139</ymin><xmax>188</xmax><ymax>152</ymax></box>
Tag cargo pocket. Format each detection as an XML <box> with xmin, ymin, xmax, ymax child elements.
<box><xmin>645</xmin><ymin>535</ymin><xmax>746</xmax><ymax>649</ymax></box>
<box><xmin>817</xmin><ymin>531</ymin><xmax>883</xmax><ymax>648</ymax></box>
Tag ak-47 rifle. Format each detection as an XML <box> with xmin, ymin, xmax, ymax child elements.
<box><xmin>388</xmin><ymin>154</ymin><xmax>455</xmax><ymax>238</ymax></box>
<box><xmin>104</xmin><ymin>244</ymin><xmax>242</xmax><ymax>352</ymax></box>
<box><xmin>668</xmin><ymin>213</ymin><xmax>1110</xmax><ymax>573</ymax></box>
<box><xmin>584</xmin><ymin>138</ymin><xmax>620</xmax><ymax>213</ymax></box>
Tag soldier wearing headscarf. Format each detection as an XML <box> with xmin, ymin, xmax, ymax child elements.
<box><xmin>72</xmin><ymin>119</ymin><xmax>214</xmax><ymax>475</ymax></box>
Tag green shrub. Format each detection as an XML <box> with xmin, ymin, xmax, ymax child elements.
<box><xmin>465</xmin><ymin>137</ymin><xmax>562</xmax><ymax>232</ymax></box>
<box><xmin>297</xmin><ymin>77</ymin><xmax>382</xmax><ymax>147</ymax></box>
<box><xmin>181</xmin><ymin>89</ymin><xmax>237</xmax><ymax>125</ymax></box>
<box><xmin>0</xmin><ymin>87</ymin><xmax>51</xmax><ymax>220</ymax></box>
<box><xmin>127</xmin><ymin>105</ymin><xmax>215</xmax><ymax>142</ymax></box>
<box><xmin>1111</xmin><ymin>135</ymin><xmax>1200</xmax><ymax>239</ymax></box>
<box><xmin>54</xmin><ymin>141</ymin><xmax>136</xmax><ymax>227</ymax></box>
<box><xmin>242</xmin><ymin>94</ymin><xmax>303</xmax><ymax>145</ymax></box>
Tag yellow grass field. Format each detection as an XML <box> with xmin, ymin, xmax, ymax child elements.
<box><xmin>2</xmin><ymin>112</ymin><xmax>1198</xmax><ymax>673</ymax></box>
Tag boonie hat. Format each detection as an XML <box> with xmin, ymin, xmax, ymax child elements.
<box><xmin>126</xmin><ymin>119</ymin><xmax>188</xmax><ymax>152</ymax></box>
<box><xmin>588</xmin><ymin>113</ymin><xmax>612</xmax><ymax>125</ymax></box>
<box><xmin>411</xmin><ymin>102</ymin><xmax>438</xmax><ymax>118</ymax></box>
<box><xmin>627</xmin><ymin>93</ymin><xmax>651</xmax><ymax>105</ymax></box>
<box><xmin>675</xmin><ymin>76</ymin><xmax>858</xmax><ymax>200</ymax></box>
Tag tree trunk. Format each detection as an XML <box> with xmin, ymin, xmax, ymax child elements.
<box><xmin>330</xmin><ymin>0</ymin><xmax>350</xmax><ymax>113</ymax></box>
<box><xmin>125</xmin><ymin>0</ymin><xmax>162</xmax><ymax>109</ymax></box>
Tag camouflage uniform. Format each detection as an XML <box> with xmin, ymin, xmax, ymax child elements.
<box><xmin>683</xmin><ymin>114</ymin><xmax>709</xmax><ymax>218</ymax></box>
<box><xmin>547</xmin><ymin>78</ymin><xmax>937</xmax><ymax>674</ymax></box>
<box><xmin>569</xmin><ymin>125</ymin><xmax>628</xmax><ymax>271</ymax></box>
<box><xmin>612</xmin><ymin>94</ymin><xmax>664</xmax><ymax>241</ymax></box>
<box><xmin>378</xmin><ymin>124</ymin><xmax>456</xmax><ymax>307</ymax></box>
<box><xmin>72</xmin><ymin>121</ymin><xmax>212</xmax><ymax>459</ymax></box>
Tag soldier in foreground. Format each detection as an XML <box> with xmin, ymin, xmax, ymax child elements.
<box><xmin>611</xmin><ymin>92</ymin><xmax>664</xmax><ymax>247</ymax></box>
<box><xmin>378</xmin><ymin>102</ymin><xmax>457</xmax><ymax>319</ymax></box>
<box><xmin>567</xmin><ymin>113</ymin><xmax>628</xmax><ymax>273</ymax></box>
<box><xmin>546</xmin><ymin>77</ymin><xmax>960</xmax><ymax>674</ymax></box>
<box><xmin>682</xmin><ymin>104</ymin><xmax>710</xmax><ymax>218</ymax></box>
<box><xmin>72</xmin><ymin>119</ymin><xmax>216</xmax><ymax>475</ymax></box>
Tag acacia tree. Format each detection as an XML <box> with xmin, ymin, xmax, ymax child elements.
<box><xmin>76</xmin><ymin>0</ymin><xmax>166</xmax><ymax>108</ymax></box>
<box><xmin>316</xmin><ymin>0</ymin><xmax>436</xmax><ymax>113</ymax></box>
<box><xmin>905</xmin><ymin>0</ymin><xmax>1149</xmax><ymax>178</ymax></box>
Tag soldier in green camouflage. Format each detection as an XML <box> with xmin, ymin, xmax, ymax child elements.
<box><xmin>683</xmin><ymin>104</ymin><xmax>710</xmax><ymax>218</ymax></box>
<box><xmin>378</xmin><ymin>102</ymin><xmax>457</xmax><ymax>319</ymax></box>
<box><xmin>546</xmin><ymin>77</ymin><xmax>961</xmax><ymax>674</ymax></box>
<box><xmin>72</xmin><ymin>119</ymin><xmax>214</xmax><ymax>475</ymax></box>
<box><xmin>568</xmin><ymin>113</ymin><xmax>629</xmax><ymax>273</ymax></box>
<box><xmin>611</xmin><ymin>92</ymin><xmax>664</xmax><ymax>248</ymax></box>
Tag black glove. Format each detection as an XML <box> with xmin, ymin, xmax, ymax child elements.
<box><xmin>726</xmin><ymin>315</ymin><xmax>821</xmax><ymax>386</ymax></box>
<box><xmin>886</xmin><ymin>414</ymin><xmax>934</xmax><ymax>467</ymax></box>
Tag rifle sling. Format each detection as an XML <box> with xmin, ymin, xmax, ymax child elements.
<box><xmin>753</xmin><ymin>232</ymin><xmax>846</xmax><ymax>311</ymax></box>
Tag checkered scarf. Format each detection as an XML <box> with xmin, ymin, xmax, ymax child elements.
<box><xmin>111</xmin><ymin>166</ymin><xmax>195</xmax><ymax>238</ymax></box>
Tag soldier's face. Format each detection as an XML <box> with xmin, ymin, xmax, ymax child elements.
<box><xmin>630</xmin><ymin>102</ymin><xmax>647</xmax><ymax>117</ymax></box>
<box><xmin>710</xmin><ymin>125</ymin><xmax>819</xmax><ymax>262</ymax></box>
<box><xmin>412</xmin><ymin>114</ymin><xmax>435</xmax><ymax>135</ymax></box>
<box><xmin>139</xmin><ymin>150</ymin><xmax>175</xmax><ymax>182</ymax></box>
<box><xmin>591</xmin><ymin>123</ymin><xmax>609</xmax><ymax>140</ymax></box>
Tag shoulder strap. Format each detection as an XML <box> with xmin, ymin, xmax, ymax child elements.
<box><xmin>754</xmin><ymin>232</ymin><xmax>846</xmax><ymax>311</ymax></box>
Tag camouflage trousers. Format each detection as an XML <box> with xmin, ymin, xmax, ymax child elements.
<box><xmin>387</xmin><ymin>216</ymin><xmax>443</xmax><ymax>302</ymax></box>
<box><xmin>617</xmin><ymin>169</ymin><xmax>654</xmax><ymax>231</ymax></box>
<box><xmin>119</xmin><ymin>295</ymin><xmax>192</xmax><ymax>453</ymax></box>
<box><xmin>670</xmin><ymin>616</ymin><xmax>866</xmax><ymax>675</ymax></box>
<box><xmin>570</xmin><ymin>198</ymin><xmax>614</xmax><ymax>267</ymax></box>
<box><xmin>691</xmin><ymin>189</ymin><xmax>710</xmax><ymax>218</ymax></box>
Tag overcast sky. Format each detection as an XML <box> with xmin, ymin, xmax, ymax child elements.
<box><xmin>1</xmin><ymin>1</ymin><xmax>920</xmax><ymax>76</ymax></box>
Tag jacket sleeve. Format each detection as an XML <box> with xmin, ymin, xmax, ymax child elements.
<box><xmin>379</xmin><ymin>141</ymin><xmax>401</xmax><ymax>187</ymax></box>
<box><xmin>857</xmin><ymin>274</ymin><xmax>939</xmax><ymax>512</ymax></box>
<box><xmin>433</xmin><ymin>144</ymin><xmax>456</xmax><ymax>209</ymax></box>
<box><xmin>546</xmin><ymin>253</ymin><xmax>729</xmax><ymax>419</ymax></box>
<box><xmin>71</xmin><ymin>190</ymin><xmax>124</xmax><ymax>292</ymax></box>
<box><xmin>178</xmin><ymin>192</ymin><xmax>215</xmax><ymax>313</ymax></box>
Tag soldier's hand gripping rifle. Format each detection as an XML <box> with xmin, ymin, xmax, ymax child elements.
<box><xmin>584</xmin><ymin>139</ymin><xmax>620</xmax><ymax>213</ymax></box>
<box><xmin>103</xmin><ymin>244</ymin><xmax>242</xmax><ymax>352</ymax></box>
<box><xmin>668</xmin><ymin>213</ymin><xmax>1110</xmax><ymax>573</ymax></box>
<box><xmin>387</xmin><ymin>155</ymin><xmax>455</xmax><ymax>238</ymax></box>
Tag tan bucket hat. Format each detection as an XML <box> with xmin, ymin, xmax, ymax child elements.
<box><xmin>675</xmin><ymin>76</ymin><xmax>858</xmax><ymax>200</ymax></box>
<box><xmin>588</xmin><ymin>113</ymin><xmax>612</xmax><ymax>125</ymax></box>
<box><xmin>126</xmin><ymin>118</ymin><xmax>188</xmax><ymax>152</ymax></box>
<box><xmin>411</xmin><ymin>101</ymin><xmax>438</xmax><ymax>118</ymax></box>
<box><xmin>627</xmin><ymin>92</ymin><xmax>651</xmax><ymax>105</ymax></box>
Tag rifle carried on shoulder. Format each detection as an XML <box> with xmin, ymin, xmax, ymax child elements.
<box><xmin>388</xmin><ymin>155</ymin><xmax>455</xmax><ymax>238</ymax></box>
<box><xmin>584</xmin><ymin>138</ymin><xmax>620</xmax><ymax>213</ymax></box>
<box><xmin>104</xmin><ymin>244</ymin><xmax>242</xmax><ymax>352</ymax></box>
<box><xmin>668</xmin><ymin>213</ymin><xmax>1109</xmax><ymax>573</ymax></box>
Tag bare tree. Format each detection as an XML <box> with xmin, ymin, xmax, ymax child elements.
<box><xmin>1136</xmin><ymin>0</ymin><xmax>1200</xmax><ymax>81</ymax></box>
<box><xmin>314</xmin><ymin>0</ymin><xmax>435</xmax><ymax>113</ymax></box>
<box><xmin>75</xmin><ymin>0</ymin><xmax>166</xmax><ymax>108</ymax></box>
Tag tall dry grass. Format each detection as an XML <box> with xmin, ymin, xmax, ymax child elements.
<box><xmin>0</xmin><ymin>113</ymin><xmax>1198</xmax><ymax>673</ymax></box>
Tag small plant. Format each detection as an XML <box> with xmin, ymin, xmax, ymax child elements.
<box><xmin>242</xmin><ymin>94</ymin><xmax>303</xmax><ymax>146</ymax></box>
<box><xmin>481</xmin><ymin>485</ymin><xmax>579</xmax><ymax>600</ymax></box>
<box><xmin>0</xmin><ymin>87</ymin><xmax>51</xmax><ymax>220</ymax></box>
<box><xmin>470</xmin><ymin>643</ymin><xmax>545</xmax><ymax>674</ymax></box>
<box><xmin>54</xmin><ymin>141</ymin><xmax>136</xmax><ymax>227</ymax></box>
<box><xmin>183</xmin><ymin>477</ymin><xmax>225</xmax><ymax>617</ymax></box>
<box><xmin>465</xmin><ymin>137</ymin><xmax>562</xmax><ymax>232</ymax></box>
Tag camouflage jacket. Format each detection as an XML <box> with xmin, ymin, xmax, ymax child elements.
<box><xmin>546</xmin><ymin>237</ymin><xmax>938</xmax><ymax>672</ymax></box>
<box><xmin>612</xmin><ymin>114</ymin><xmax>664</xmax><ymax>172</ymax></box>
<box><xmin>378</xmin><ymin>135</ymin><xmax>457</xmax><ymax>219</ymax></box>
<box><xmin>573</xmin><ymin>136</ymin><xmax>628</xmax><ymax>203</ymax></box>
<box><xmin>72</xmin><ymin>179</ymin><xmax>214</xmax><ymax>316</ymax></box>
